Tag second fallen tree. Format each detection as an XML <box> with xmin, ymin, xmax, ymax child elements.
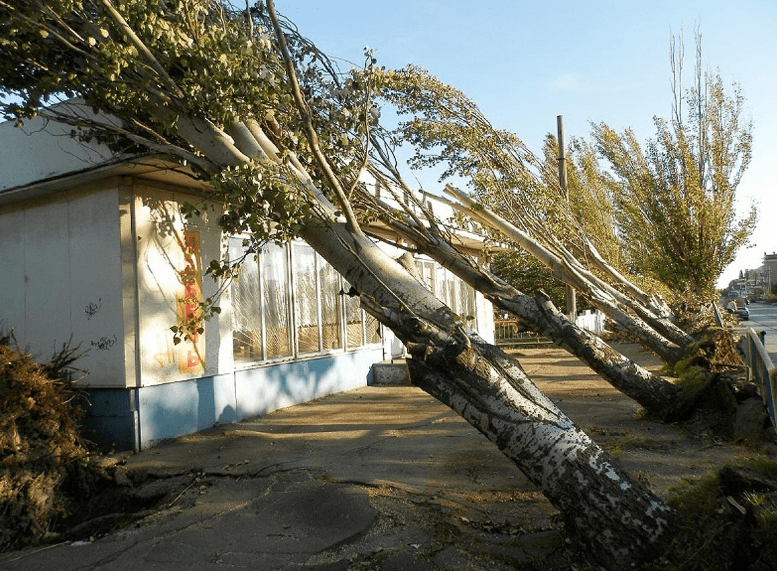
<box><xmin>354</xmin><ymin>182</ymin><xmax>694</xmax><ymax>419</ymax></box>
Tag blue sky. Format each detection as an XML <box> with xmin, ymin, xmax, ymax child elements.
<box><xmin>278</xmin><ymin>0</ymin><xmax>776</xmax><ymax>288</ymax></box>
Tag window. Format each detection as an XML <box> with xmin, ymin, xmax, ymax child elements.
<box><xmin>229</xmin><ymin>238</ymin><xmax>292</xmax><ymax>362</ymax></box>
<box><xmin>293</xmin><ymin>243</ymin><xmax>320</xmax><ymax>354</ymax></box>
<box><xmin>365</xmin><ymin>312</ymin><xmax>381</xmax><ymax>345</ymax></box>
<box><xmin>458</xmin><ymin>278</ymin><xmax>477</xmax><ymax>324</ymax></box>
<box><xmin>343</xmin><ymin>281</ymin><xmax>363</xmax><ymax>349</ymax></box>
<box><xmin>415</xmin><ymin>258</ymin><xmax>477</xmax><ymax>328</ymax></box>
<box><xmin>230</xmin><ymin>241</ymin><xmax>262</xmax><ymax>362</ymax></box>
<box><xmin>229</xmin><ymin>238</ymin><xmax>381</xmax><ymax>364</ymax></box>
<box><xmin>263</xmin><ymin>243</ymin><xmax>292</xmax><ymax>359</ymax></box>
<box><xmin>319</xmin><ymin>260</ymin><xmax>343</xmax><ymax>350</ymax></box>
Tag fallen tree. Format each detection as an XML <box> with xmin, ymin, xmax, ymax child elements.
<box><xmin>353</xmin><ymin>176</ymin><xmax>750</xmax><ymax>425</ymax></box>
<box><xmin>373</xmin><ymin>65</ymin><xmax>703</xmax><ymax>364</ymax></box>
<box><xmin>0</xmin><ymin>1</ymin><xmax>678</xmax><ymax>566</ymax></box>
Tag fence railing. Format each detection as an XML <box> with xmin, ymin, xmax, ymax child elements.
<box><xmin>494</xmin><ymin>310</ymin><xmax>605</xmax><ymax>348</ymax></box>
<box><xmin>575</xmin><ymin>309</ymin><xmax>605</xmax><ymax>334</ymax></box>
<box><xmin>712</xmin><ymin>301</ymin><xmax>724</xmax><ymax>327</ymax></box>
<box><xmin>494</xmin><ymin>320</ymin><xmax>551</xmax><ymax>347</ymax></box>
<box><xmin>739</xmin><ymin>328</ymin><xmax>777</xmax><ymax>436</ymax></box>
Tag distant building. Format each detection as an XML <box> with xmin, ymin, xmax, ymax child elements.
<box><xmin>765</xmin><ymin>252</ymin><xmax>777</xmax><ymax>294</ymax></box>
<box><xmin>0</xmin><ymin>107</ymin><xmax>495</xmax><ymax>451</ymax></box>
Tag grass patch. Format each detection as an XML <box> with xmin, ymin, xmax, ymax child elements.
<box><xmin>642</xmin><ymin>458</ymin><xmax>777</xmax><ymax>571</ymax></box>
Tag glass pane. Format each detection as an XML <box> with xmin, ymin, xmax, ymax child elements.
<box><xmin>343</xmin><ymin>280</ymin><xmax>363</xmax><ymax>349</ymax></box>
<box><xmin>415</xmin><ymin>260</ymin><xmax>434</xmax><ymax>293</ymax></box>
<box><xmin>263</xmin><ymin>243</ymin><xmax>292</xmax><ymax>358</ymax></box>
<box><xmin>365</xmin><ymin>312</ymin><xmax>381</xmax><ymax>345</ymax></box>
<box><xmin>434</xmin><ymin>265</ymin><xmax>447</xmax><ymax>305</ymax></box>
<box><xmin>319</xmin><ymin>257</ymin><xmax>342</xmax><ymax>350</ymax></box>
<box><xmin>445</xmin><ymin>268</ymin><xmax>457</xmax><ymax>311</ymax></box>
<box><xmin>293</xmin><ymin>243</ymin><xmax>320</xmax><ymax>354</ymax></box>
<box><xmin>460</xmin><ymin>280</ymin><xmax>477</xmax><ymax>327</ymax></box>
<box><xmin>229</xmin><ymin>237</ymin><xmax>262</xmax><ymax>362</ymax></box>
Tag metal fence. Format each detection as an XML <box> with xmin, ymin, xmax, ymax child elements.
<box><xmin>714</xmin><ymin>302</ymin><xmax>776</xmax><ymax>435</ymax></box>
<box><xmin>493</xmin><ymin>320</ymin><xmax>551</xmax><ymax>347</ymax></box>
<box><xmin>739</xmin><ymin>328</ymin><xmax>777</xmax><ymax>436</ymax></box>
<box><xmin>494</xmin><ymin>310</ymin><xmax>605</xmax><ymax>348</ymax></box>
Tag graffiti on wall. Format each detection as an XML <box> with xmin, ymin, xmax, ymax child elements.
<box><xmin>84</xmin><ymin>298</ymin><xmax>102</xmax><ymax>320</ymax></box>
<box><xmin>91</xmin><ymin>334</ymin><xmax>117</xmax><ymax>350</ymax></box>
<box><xmin>176</xmin><ymin>229</ymin><xmax>205</xmax><ymax>373</ymax></box>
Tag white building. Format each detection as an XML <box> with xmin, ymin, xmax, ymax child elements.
<box><xmin>0</xmin><ymin>113</ymin><xmax>494</xmax><ymax>450</ymax></box>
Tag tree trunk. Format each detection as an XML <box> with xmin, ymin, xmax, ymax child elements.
<box><xmin>297</xmin><ymin>214</ymin><xmax>675</xmax><ymax>569</ymax></box>
<box><xmin>445</xmin><ymin>184</ymin><xmax>691</xmax><ymax>363</ymax></box>
<box><xmin>407</xmin><ymin>335</ymin><xmax>674</xmax><ymax>570</ymax></box>
<box><xmin>360</xmin><ymin>195</ymin><xmax>689</xmax><ymax>418</ymax></box>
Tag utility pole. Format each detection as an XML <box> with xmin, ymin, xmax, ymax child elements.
<box><xmin>557</xmin><ymin>115</ymin><xmax>577</xmax><ymax>320</ymax></box>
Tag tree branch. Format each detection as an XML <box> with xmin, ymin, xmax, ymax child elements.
<box><xmin>97</xmin><ymin>0</ymin><xmax>185</xmax><ymax>100</ymax></box>
<box><xmin>265</xmin><ymin>0</ymin><xmax>364</xmax><ymax>238</ymax></box>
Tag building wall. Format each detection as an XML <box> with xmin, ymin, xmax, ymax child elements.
<box><xmin>87</xmin><ymin>182</ymin><xmax>389</xmax><ymax>449</ymax></box>
<box><xmin>1</xmin><ymin>151</ymin><xmax>496</xmax><ymax>450</ymax></box>
<box><xmin>0</xmin><ymin>102</ymin><xmax>115</xmax><ymax>194</ymax></box>
<box><xmin>765</xmin><ymin>253</ymin><xmax>777</xmax><ymax>293</ymax></box>
<box><xmin>136</xmin><ymin>349</ymin><xmax>381</xmax><ymax>448</ymax></box>
<box><xmin>0</xmin><ymin>183</ymin><xmax>127</xmax><ymax>387</ymax></box>
<box><xmin>130</xmin><ymin>183</ymin><xmax>232</xmax><ymax>386</ymax></box>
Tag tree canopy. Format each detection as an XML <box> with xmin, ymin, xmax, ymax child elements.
<box><xmin>376</xmin><ymin>35</ymin><xmax>755</xmax><ymax>303</ymax></box>
<box><xmin>591</xmin><ymin>33</ymin><xmax>756</xmax><ymax>296</ymax></box>
<box><xmin>1</xmin><ymin>0</ymin><xmax>386</xmax><ymax>250</ymax></box>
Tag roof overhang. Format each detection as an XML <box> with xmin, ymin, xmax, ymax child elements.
<box><xmin>0</xmin><ymin>154</ymin><xmax>209</xmax><ymax>207</ymax></box>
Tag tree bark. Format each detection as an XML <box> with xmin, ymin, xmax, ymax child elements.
<box><xmin>407</xmin><ymin>335</ymin><xmax>675</xmax><ymax>569</ymax></box>
<box><xmin>444</xmin><ymin>184</ymin><xmax>691</xmax><ymax>364</ymax></box>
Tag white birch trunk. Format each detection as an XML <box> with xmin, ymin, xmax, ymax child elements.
<box><xmin>444</xmin><ymin>184</ymin><xmax>691</xmax><ymax>363</ymax></box>
<box><xmin>408</xmin><ymin>339</ymin><xmax>674</xmax><ymax>569</ymax></box>
<box><xmin>296</xmin><ymin>213</ymin><xmax>675</xmax><ymax>569</ymax></box>
<box><xmin>362</xmin><ymin>208</ymin><xmax>688</xmax><ymax>417</ymax></box>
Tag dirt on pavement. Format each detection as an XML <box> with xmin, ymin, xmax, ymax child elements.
<box><xmin>2</xmin><ymin>344</ymin><xmax>774</xmax><ymax>571</ymax></box>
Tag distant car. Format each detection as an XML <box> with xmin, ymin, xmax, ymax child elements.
<box><xmin>736</xmin><ymin>306</ymin><xmax>749</xmax><ymax>321</ymax></box>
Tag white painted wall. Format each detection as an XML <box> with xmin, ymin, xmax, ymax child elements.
<box><xmin>475</xmin><ymin>289</ymin><xmax>495</xmax><ymax>344</ymax></box>
<box><xmin>132</xmin><ymin>184</ymin><xmax>232</xmax><ymax>386</ymax></box>
<box><xmin>0</xmin><ymin>102</ymin><xmax>116</xmax><ymax>193</ymax></box>
<box><xmin>0</xmin><ymin>185</ymin><xmax>126</xmax><ymax>387</ymax></box>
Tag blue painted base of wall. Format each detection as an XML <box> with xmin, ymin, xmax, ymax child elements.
<box><xmin>81</xmin><ymin>349</ymin><xmax>382</xmax><ymax>451</ymax></box>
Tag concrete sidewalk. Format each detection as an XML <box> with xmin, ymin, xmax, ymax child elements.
<box><xmin>1</xmin><ymin>344</ymin><xmax>761</xmax><ymax>570</ymax></box>
<box><xmin>0</xmin><ymin>385</ymin><xmax>553</xmax><ymax>571</ymax></box>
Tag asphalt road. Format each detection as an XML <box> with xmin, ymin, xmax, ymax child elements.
<box><xmin>741</xmin><ymin>301</ymin><xmax>777</xmax><ymax>364</ymax></box>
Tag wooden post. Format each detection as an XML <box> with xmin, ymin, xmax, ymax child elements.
<box><xmin>557</xmin><ymin>115</ymin><xmax>577</xmax><ymax>320</ymax></box>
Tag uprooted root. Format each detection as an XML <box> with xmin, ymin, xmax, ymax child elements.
<box><xmin>0</xmin><ymin>338</ymin><xmax>171</xmax><ymax>550</ymax></box>
<box><xmin>0</xmin><ymin>340</ymin><xmax>93</xmax><ymax>550</ymax></box>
